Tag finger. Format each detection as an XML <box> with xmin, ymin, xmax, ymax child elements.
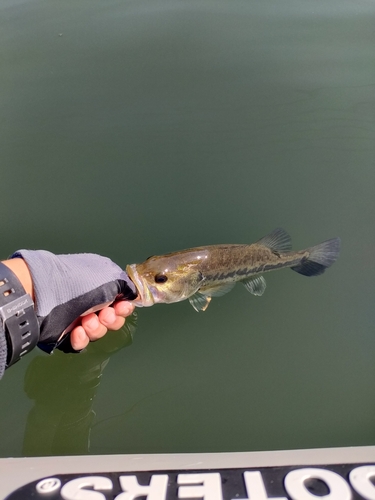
<box><xmin>80</xmin><ymin>312</ymin><xmax>107</xmax><ymax>341</ymax></box>
<box><xmin>70</xmin><ymin>325</ymin><xmax>90</xmax><ymax>351</ymax></box>
<box><xmin>113</xmin><ymin>300</ymin><xmax>135</xmax><ymax>318</ymax></box>
<box><xmin>98</xmin><ymin>307</ymin><xmax>126</xmax><ymax>331</ymax></box>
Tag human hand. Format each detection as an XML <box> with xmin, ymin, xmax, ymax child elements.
<box><xmin>69</xmin><ymin>300</ymin><xmax>135</xmax><ymax>350</ymax></box>
<box><xmin>10</xmin><ymin>250</ymin><xmax>138</xmax><ymax>353</ymax></box>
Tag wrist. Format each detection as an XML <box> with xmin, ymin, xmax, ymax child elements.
<box><xmin>0</xmin><ymin>260</ymin><xmax>39</xmax><ymax>367</ymax></box>
<box><xmin>1</xmin><ymin>258</ymin><xmax>34</xmax><ymax>300</ymax></box>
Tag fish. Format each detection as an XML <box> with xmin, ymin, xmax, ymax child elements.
<box><xmin>126</xmin><ymin>228</ymin><xmax>341</xmax><ymax>312</ymax></box>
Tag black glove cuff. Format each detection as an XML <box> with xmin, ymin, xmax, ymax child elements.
<box><xmin>0</xmin><ymin>263</ymin><xmax>40</xmax><ymax>367</ymax></box>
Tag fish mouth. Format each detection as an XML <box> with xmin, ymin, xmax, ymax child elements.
<box><xmin>126</xmin><ymin>264</ymin><xmax>155</xmax><ymax>307</ymax></box>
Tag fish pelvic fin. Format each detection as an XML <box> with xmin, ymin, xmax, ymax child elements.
<box><xmin>256</xmin><ymin>228</ymin><xmax>292</xmax><ymax>253</ymax></box>
<box><xmin>291</xmin><ymin>237</ymin><xmax>341</xmax><ymax>276</ymax></box>
<box><xmin>189</xmin><ymin>293</ymin><xmax>212</xmax><ymax>312</ymax></box>
<box><xmin>189</xmin><ymin>282</ymin><xmax>236</xmax><ymax>312</ymax></box>
<box><xmin>242</xmin><ymin>275</ymin><xmax>267</xmax><ymax>296</ymax></box>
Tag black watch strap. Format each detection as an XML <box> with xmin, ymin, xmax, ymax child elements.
<box><xmin>0</xmin><ymin>262</ymin><xmax>40</xmax><ymax>368</ymax></box>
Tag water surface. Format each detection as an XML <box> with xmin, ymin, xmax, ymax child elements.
<box><xmin>0</xmin><ymin>0</ymin><xmax>374</xmax><ymax>456</ymax></box>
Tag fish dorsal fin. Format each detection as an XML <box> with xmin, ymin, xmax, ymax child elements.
<box><xmin>189</xmin><ymin>293</ymin><xmax>212</xmax><ymax>312</ymax></box>
<box><xmin>200</xmin><ymin>282</ymin><xmax>236</xmax><ymax>297</ymax></box>
<box><xmin>242</xmin><ymin>275</ymin><xmax>267</xmax><ymax>296</ymax></box>
<box><xmin>256</xmin><ymin>227</ymin><xmax>292</xmax><ymax>253</ymax></box>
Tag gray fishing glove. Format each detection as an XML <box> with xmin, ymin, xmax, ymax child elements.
<box><xmin>11</xmin><ymin>250</ymin><xmax>137</xmax><ymax>353</ymax></box>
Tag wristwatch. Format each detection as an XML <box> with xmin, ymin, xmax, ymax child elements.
<box><xmin>0</xmin><ymin>262</ymin><xmax>40</xmax><ymax>367</ymax></box>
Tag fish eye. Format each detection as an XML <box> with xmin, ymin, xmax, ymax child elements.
<box><xmin>154</xmin><ymin>274</ymin><xmax>168</xmax><ymax>284</ymax></box>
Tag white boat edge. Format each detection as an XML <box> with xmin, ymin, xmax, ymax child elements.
<box><xmin>1</xmin><ymin>446</ymin><xmax>375</xmax><ymax>498</ymax></box>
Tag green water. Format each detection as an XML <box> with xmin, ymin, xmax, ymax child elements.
<box><xmin>0</xmin><ymin>0</ymin><xmax>374</xmax><ymax>457</ymax></box>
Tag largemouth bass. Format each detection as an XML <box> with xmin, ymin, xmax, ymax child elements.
<box><xmin>126</xmin><ymin>228</ymin><xmax>340</xmax><ymax>312</ymax></box>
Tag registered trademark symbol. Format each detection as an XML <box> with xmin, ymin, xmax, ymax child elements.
<box><xmin>36</xmin><ymin>477</ymin><xmax>61</xmax><ymax>494</ymax></box>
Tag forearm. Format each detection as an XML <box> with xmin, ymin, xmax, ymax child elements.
<box><xmin>0</xmin><ymin>259</ymin><xmax>34</xmax><ymax>375</ymax></box>
<box><xmin>0</xmin><ymin>259</ymin><xmax>39</xmax><ymax>376</ymax></box>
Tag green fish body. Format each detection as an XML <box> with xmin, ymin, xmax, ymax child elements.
<box><xmin>126</xmin><ymin>228</ymin><xmax>340</xmax><ymax>312</ymax></box>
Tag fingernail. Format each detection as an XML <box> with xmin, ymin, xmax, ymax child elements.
<box><xmin>118</xmin><ymin>302</ymin><xmax>134</xmax><ymax>316</ymax></box>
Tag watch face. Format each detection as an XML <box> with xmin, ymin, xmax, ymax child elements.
<box><xmin>5</xmin><ymin>463</ymin><xmax>375</xmax><ymax>500</ymax></box>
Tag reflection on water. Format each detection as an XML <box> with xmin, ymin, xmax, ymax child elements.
<box><xmin>22</xmin><ymin>313</ymin><xmax>137</xmax><ymax>456</ymax></box>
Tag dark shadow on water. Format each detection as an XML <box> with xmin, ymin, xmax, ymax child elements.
<box><xmin>22</xmin><ymin>312</ymin><xmax>137</xmax><ymax>457</ymax></box>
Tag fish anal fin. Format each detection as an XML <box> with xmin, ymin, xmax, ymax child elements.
<box><xmin>242</xmin><ymin>275</ymin><xmax>267</xmax><ymax>296</ymax></box>
<box><xmin>189</xmin><ymin>293</ymin><xmax>212</xmax><ymax>312</ymax></box>
<box><xmin>256</xmin><ymin>228</ymin><xmax>292</xmax><ymax>253</ymax></box>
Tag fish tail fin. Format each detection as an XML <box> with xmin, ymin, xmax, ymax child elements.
<box><xmin>291</xmin><ymin>237</ymin><xmax>341</xmax><ymax>276</ymax></box>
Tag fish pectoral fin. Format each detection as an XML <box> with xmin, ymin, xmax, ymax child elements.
<box><xmin>200</xmin><ymin>282</ymin><xmax>236</xmax><ymax>297</ymax></box>
<box><xmin>256</xmin><ymin>228</ymin><xmax>292</xmax><ymax>253</ymax></box>
<box><xmin>242</xmin><ymin>275</ymin><xmax>267</xmax><ymax>296</ymax></box>
<box><xmin>189</xmin><ymin>293</ymin><xmax>212</xmax><ymax>312</ymax></box>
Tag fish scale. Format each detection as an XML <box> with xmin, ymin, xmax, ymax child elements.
<box><xmin>198</xmin><ymin>245</ymin><xmax>307</xmax><ymax>286</ymax></box>
<box><xmin>126</xmin><ymin>228</ymin><xmax>341</xmax><ymax>312</ymax></box>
